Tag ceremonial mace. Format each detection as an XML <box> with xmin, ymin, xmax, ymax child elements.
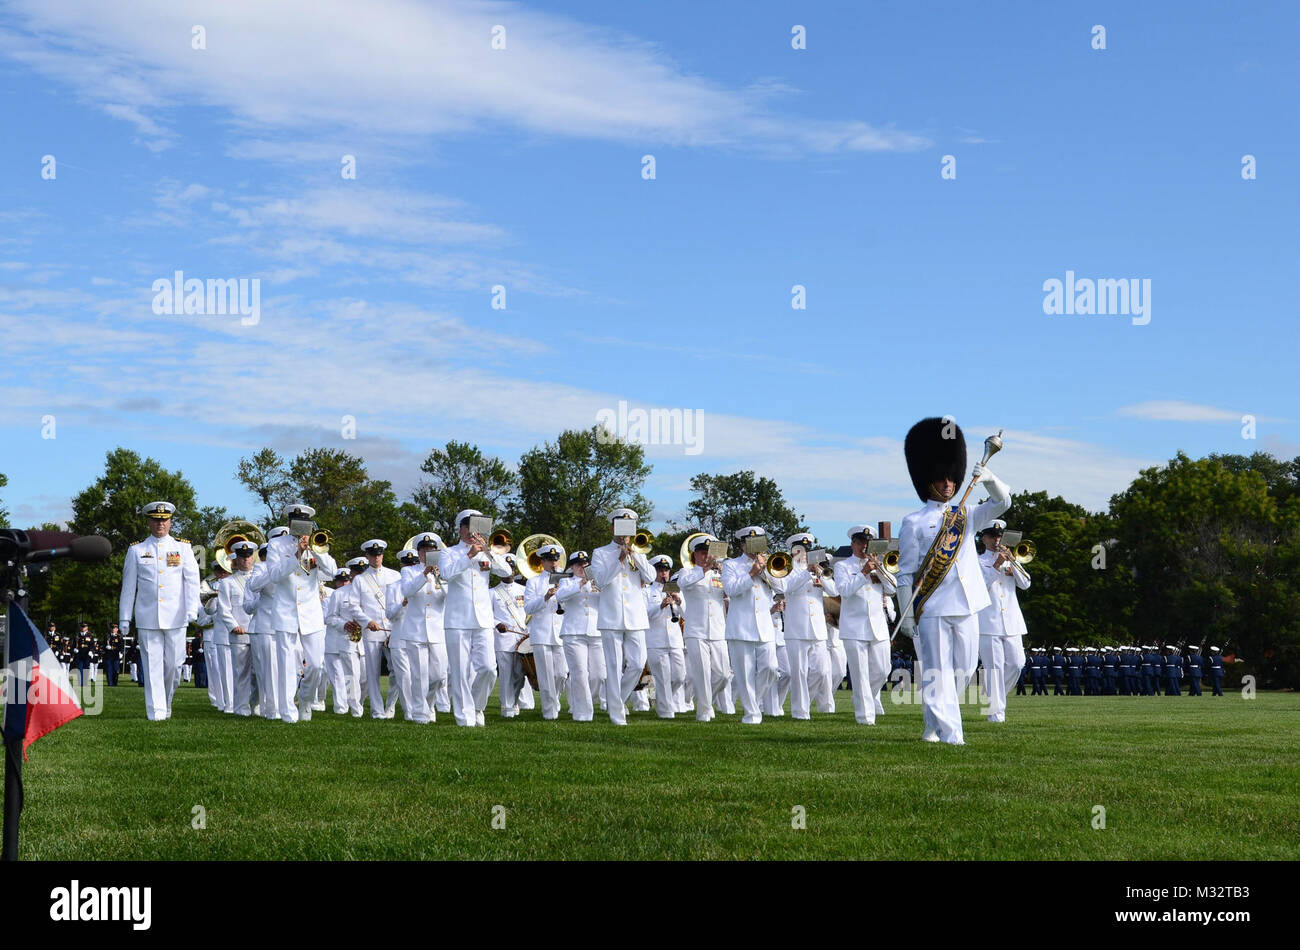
<box><xmin>890</xmin><ymin>429</ymin><xmax>1003</xmax><ymax>639</ymax></box>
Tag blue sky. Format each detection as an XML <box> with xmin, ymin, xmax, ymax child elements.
<box><xmin>1</xmin><ymin>0</ymin><xmax>1296</xmax><ymax>541</ymax></box>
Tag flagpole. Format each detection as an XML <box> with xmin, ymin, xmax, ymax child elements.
<box><xmin>2</xmin><ymin>736</ymin><xmax>19</xmax><ymax>861</ymax></box>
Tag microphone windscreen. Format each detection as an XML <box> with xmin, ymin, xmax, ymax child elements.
<box><xmin>70</xmin><ymin>535</ymin><xmax>113</xmax><ymax>562</ymax></box>
<box><xmin>26</xmin><ymin>530</ymin><xmax>78</xmax><ymax>550</ymax></box>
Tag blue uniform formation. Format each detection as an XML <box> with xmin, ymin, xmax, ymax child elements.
<box><xmin>1025</xmin><ymin>645</ymin><xmax>1224</xmax><ymax>696</ymax></box>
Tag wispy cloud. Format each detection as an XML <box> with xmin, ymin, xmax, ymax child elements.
<box><xmin>0</xmin><ymin>0</ymin><xmax>929</xmax><ymax>157</ymax></box>
<box><xmin>1117</xmin><ymin>400</ymin><xmax>1284</xmax><ymax>423</ymax></box>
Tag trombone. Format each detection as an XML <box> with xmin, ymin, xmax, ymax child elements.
<box><xmin>765</xmin><ymin>551</ymin><xmax>794</xmax><ymax>580</ymax></box>
<box><xmin>489</xmin><ymin>528</ymin><xmax>514</xmax><ymax>556</ymax></box>
<box><xmin>995</xmin><ymin>532</ymin><xmax>1034</xmax><ymax>584</ymax></box>
<box><xmin>631</xmin><ymin>529</ymin><xmax>654</xmax><ymax>556</ymax></box>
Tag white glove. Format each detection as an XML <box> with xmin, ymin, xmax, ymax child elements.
<box><xmin>973</xmin><ymin>463</ymin><xmax>993</xmax><ymax>483</ymax></box>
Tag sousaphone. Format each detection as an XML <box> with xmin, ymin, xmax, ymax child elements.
<box><xmin>213</xmin><ymin>519</ymin><xmax>266</xmax><ymax>573</ymax></box>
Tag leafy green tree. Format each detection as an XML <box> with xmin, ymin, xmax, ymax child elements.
<box><xmin>285</xmin><ymin>449</ymin><xmax>407</xmax><ymax>560</ymax></box>
<box><xmin>515</xmin><ymin>427</ymin><xmax>652</xmax><ymax>556</ymax></box>
<box><xmin>0</xmin><ymin>472</ymin><xmax>9</xmax><ymax>526</ymax></box>
<box><xmin>236</xmin><ymin>448</ymin><xmax>294</xmax><ymax>524</ymax></box>
<box><xmin>410</xmin><ymin>441</ymin><xmax>518</xmax><ymax>542</ymax></box>
<box><xmin>1205</xmin><ymin>451</ymin><xmax>1300</xmax><ymax>507</ymax></box>
<box><xmin>683</xmin><ymin>471</ymin><xmax>804</xmax><ymax>548</ymax></box>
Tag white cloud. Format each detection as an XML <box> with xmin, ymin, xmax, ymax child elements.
<box><xmin>0</xmin><ymin>0</ymin><xmax>929</xmax><ymax>157</ymax></box>
<box><xmin>1118</xmin><ymin>400</ymin><xmax>1268</xmax><ymax>423</ymax></box>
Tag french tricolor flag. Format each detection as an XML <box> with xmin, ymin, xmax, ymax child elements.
<box><xmin>3</xmin><ymin>602</ymin><xmax>83</xmax><ymax>759</ymax></box>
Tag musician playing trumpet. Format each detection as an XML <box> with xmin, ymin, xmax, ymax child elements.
<box><xmin>524</xmin><ymin>544</ymin><xmax>568</xmax><ymax>720</ymax></box>
<box><xmin>833</xmin><ymin>525</ymin><xmax>897</xmax><ymax>726</ymax></box>
<box><xmin>722</xmin><ymin>526</ymin><xmax>782</xmax><ymax>725</ymax></box>
<box><xmin>644</xmin><ymin>555</ymin><xmax>686</xmax><ymax>718</ymax></box>
<box><xmin>781</xmin><ymin>532</ymin><xmax>840</xmax><ymax>721</ymax></box>
<box><xmin>976</xmin><ymin>520</ymin><xmax>1030</xmax><ymax>724</ymax></box>
<box><xmin>591</xmin><ymin>507</ymin><xmax>656</xmax><ymax>726</ymax></box>
<box><xmin>677</xmin><ymin>535</ymin><xmax>730</xmax><ymax>721</ymax></box>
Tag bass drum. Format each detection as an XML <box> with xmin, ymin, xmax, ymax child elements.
<box><xmin>516</xmin><ymin>635</ymin><xmax>539</xmax><ymax>690</ymax></box>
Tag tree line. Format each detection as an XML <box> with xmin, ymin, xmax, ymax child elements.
<box><xmin>3</xmin><ymin>438</ymin><xmax>1297</xmax><ymax>687</ymax></box>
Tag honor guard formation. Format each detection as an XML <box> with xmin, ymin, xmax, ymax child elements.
<box><xmin>108</xmin><ymin>418</ymin><xmax>1231</xmax><ymax>743</ymax></box>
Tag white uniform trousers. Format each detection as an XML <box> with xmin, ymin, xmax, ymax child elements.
<box><xmin>828</xmin><ymin>638</ymin><xmax>847</xmax><ymax>691</ymax></box>
<box><xmin>646</xmin><ymin>645</ymin><xmax>685</xmax><ymax>718</ymax></box>
<box><xmin>561</xmin><ymin>637</ymin><xmax>600</xmax><ymax>722</ymax></box>
<box><xmin>916</xmin><ymin>613</ymin><xmax>979</xmax><ymax>744</ymax></box>
<box><xmin>727</xmin><ymin>640</ymin><xmax>778</xmax><ymax>725</ymax></box>
<box><xmin>533</xmin><ymin>643</ymin><xmax>566</xmax><ymax>720</ymax></box>
<box><xmin>298</xmin><ymin>631</ymin><xmax>326</xmax><ymax>718</ymax></box>
<box><xmin>630</xmin><ymin>682</ymin><xmax>651</xmax><ymax>711</ymax></box>
<box><xmin>214</xmin><ymin>642</ymin><xmax>235</xmax><ymax>713</ymax></box>
<box><xmin>137</xmin><ymin>627</ymin><xmax>185</xmax><ymax>720</ymax></box>
<box><xmin>250</xmin><ymin>632</ymin><xmax>279</xmax><ymax>720</ymax></box>
<box><xmin>385</xmin><ymin>638</ymin><xmax>413</xmax><ymax>720</ymax></box>
<box><xmin>865</xmin><ymin>638</ymin><xmax>891</xmax><ymax>718</ymax></box>
<box><xmin>207</xmin><ymin>644</ymin><xmax>227</xmax><ymax>711</ymax></box>
<box><xmin>398</xmin><ymin>641</ymin><xmax>432</xmax><ymax>723</ymax></box>
<box><xmin>787</xmin><ymin>639</ymin><xmax>819</xmax><ymax>719</ymax></box>
<box><xmin>325</xmin><ymin>649</ymin><xmax>363</xmax><ymax>715</ymax></box>
<box><xmin>496</xmin><ymin>650</ymin><xmax>525</xmax><ymax>717</ymax></box>
<box><xmin>762</xmin><ymin>643</ymin><xmax>790</xmax><ymax>716</ymax></box>
<box><xmin>447</xmin><ymin>628</ymin><xmax>495</xmax><ymax>726</ymax></box>
<box><xmin>424</xmin><ymin>642</ymin><xmax>449</xmax><ymax>713</ymax></box>
<box><xmin>842</xmin><ymin>640</ymin><xmax>879</xmax><ymax>725</ymax></box>
<box><xmin>273</xmin><ymin>630</ymin><xmax>303</xmax><ymax>723</ymax></box>
<box><xmin>361</xmin><ymin>639</ymin><xmax>391</xmax><ymax>718</ymax></box>
<box><xmin>978</xmin><ymin>634</ymin><xmax>1025</xmax><ymax>722</ymax></box>
<box><xmin>807</xmin><ymin>641</ymin><xmax>834</xmax><ymax>712</ymax></box>
<box><xmin>227</xmin><ymin>639</ymin><xmax>252</xmax><ymax>715</ymax></box>
<box><xmin>685</xmin><ymin>639</ymin><xmax>728</xmax><ymax>721</ymax></box>
<box><xmin>600</xmin><ymin>629</ymin><xmax>647</xmax><ymax>725</ymax></box>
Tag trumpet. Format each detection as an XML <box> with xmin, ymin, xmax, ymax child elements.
<box><xmin>489</xmin><ymin>528</ymin><xmax>513</xmax><ymax>555</ymax></box>
<box><xmin>995</xmin><ymin>539</ymin><xmax>1034</xmax><ymax>583</ymax></box>
<box><xmin>631</xmin><ymin>529</ymin><xmax>654</xmax><ymax>556</ymax></box>
<box><xmin>766</xmin><ymin>551</ymin><xmax>794</xmax><ymax>580</ymax></box>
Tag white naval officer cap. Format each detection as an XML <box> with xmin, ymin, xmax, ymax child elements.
<box><xmin>396</xmin><ymin>548</ymin><xmax>419</xmax><ymax>564</ymax></box>
<box><xmin>786</xmin><ymin>532</ymin><xmax>816</xmax><ymax>549</ymax></box>
<box><xmin>608</xmin><ymin>507</ymin><xmax>638</xmax><ymax>521</ymax></box>
<box><xmin>1067</xmin><ymin>647</ymin><xmax>1078</xmax><ymax>652</ymax></box>
<box><xmin>267</xmin><ymin>526</ymin><xmax>290</xmax><ymax>540</ymax></box>
<box><xmin>847</xmin><ymin>524</ymin><xmax>875</xmax><ymax>540</ymax></box>
<box><xmin>283</xmin><ymin>500</ymin><xmax>316</xmax><ymax>520</ymax></box>
<box><xmin>413</xmin><ymin>532</ymin><xmax>443</xmax><ymax>549</ymax></box>
<box><xmin>334</xmin><ymin>569</ymin><xmax>352</xmax><ymax>581</ymax></box>
<box><xmin>536</xmin><ymin>543</ymin><xmax>563</xmax><ymax>560</ymax></box>
<box><xmin>691</xmin><ymin>534</ymin><xmax>718</xmax><ymax>550</ymax></box>
<box><xmin>230</xmin><ymin>540</ymin><xmax>257</xmax><ymax>557</ymax></box>
<box><xmin>455</xmin><ymin>508</ymin><xmax>483</xmax><ymax>526</ymax></box>
<box><xmin>734</xmin><ymin>525</ymin><xmax>766</xmax><ymax>540</ymax></box>
<box><xmin>983</xmin><ymin>519</ymin><xmax>1007</xmax><ymax>533</ymax></box>
<box><xmin>648</xmin><ymin>554</ymin><xmax>672</xmax><ymax>569</ymax></box>
<box><xmin>1188</xmin><ymin>644</ymin><xmax>1200</xmax><ymax>650</ymax></box>
<box><xmin>361</xmin><ymin>538</ymin><xmax>387</xmax><ymax>554</ymax></box>
<box><xmin>567</xmin><ymin>550</ymin><xmax>590</xmax><ymax>565</ymax></box>
<box><xmin>346</xmin><ymin>556</ymin><xmax>367</xmax><ymax>570</ymax></box>
<box><xmin>141</xmin><ymin>500</ymin><xmax>176</xmax><ymax>518</ymax></box>
<box><xmin>1210</xmin><ymin>646</ymin><xmax>1220</xmax><ymax>652</ymax></box>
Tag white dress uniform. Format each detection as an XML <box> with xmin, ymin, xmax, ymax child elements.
<box><xmin>491</xmin><ymin>578</ymin><xmax>531</xmax><ymax>717</ymax></box>
<box><xmin>524</xmin><ymin>571</ymin><xmax>568</xmax><ymax>719</ymax></box>
<box><xmin>215</xmin><ymin>566</ymin><xmax>255</xmax><ymax>715</ymax></box>
<box><xmin>678</xmin><ymin>559</ymin><xmax>730</xmax><ymax>721</ymax></box>
<box><xmin>557</xmin><ymin>564</ymin><xmax>603</xmax><ymax>721</ymax></box>
<box><xmin>118</xmin><ymin>527</ymin><xmax>200</xmax><ymax>720</ymax></box>
<box><xmin>323</xmin><ymin>582</ymin><xmax>364</xmax><ymax>716</ymax></box>
<box><xmin>442</xmin><ymin>535</ymin><xmax>514</xmax><ymax>726</ymax></box>
<box><xmin>977</xmin><ymin>544</ymin><xmax>1030</xmax><ymax>722</ymax></box>
<box><xmin>834</xmin><ymin>546</ymin><xmax>899</xmax><ymax>725</ymax></box>
<box><xmin>722</xmin><ymin>534</ymin><xmax>780</xmax><ymax>725</ymax></box>
<box><xmin>590</xmin><ymin>534</ymin><xmax>655</xmax><ymax>726</ymax></box>
<box><xmin>387</xmin><ymin>562</ymin><xmax>448</xmax><ymax>724</ymax></box>
<box><xmin>897</xmin><ymin>478</ymin><xmax>1010</xmax><ymax>745</ymax></box>
<box><xmin>816</xmin><ymin>618</ymin><xmax>844</xmax><ymax>713</ymax></box>
<box><xmin>338</xmin><ymin>559</ymin><xmax>403</xmax><ymax>718</ymax></box>
<box><xmin>782</xmin><ymin>561</ymin><xmax>840</xmax><ymax>720</ymax></box>
<box><xmin>763</xmin><ymin>583</ymin><xmax>790</xmax><ymax>718</ymax></box>
<box><xmin>643</xmin><ymin>579</ymin><xmax>686</xmax><ymax>718</ymax></box>
<box><xmin>242</xmin><ymin>555</ymin><xmax>278</xmax><ymax>719</ymax></box>
<box><xmin>203</xmin><ymin>581</ymin><xmax>231</xmax><ymax>713</ymax></box>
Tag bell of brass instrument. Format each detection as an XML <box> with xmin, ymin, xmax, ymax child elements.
<box><xmin>1013</xmin><ymin>540</ymin><xmax>1035</xmax><ymax>564</ymax></box>
<box><xmin>881</xmin><ymin>549</ymin><xmax>901</xmax><ymax>574</ymax></box>
<box><xmin>517</xmin><ymin>533</ymin><xmax>565</xmax><ymax>579</ymax></box>
<box><xmin>490</xmin><ymin>528</ymin><xmax>514</xmax><ymax>555</ymax></box>
<box><xmin>766</xmin><ymin>551</ymin><xmax>793</xmax><ymax>579</ymax></box>
<box><xmin>213</xmin><ymin>519</ymin><xmax>266</xmax><ymax>573</ymax></box>
<box><xmin>310</xmin><ymin>529</ymin><xmax>331</xmax><ymax>553</ymax></box>
<box><xmin>680</xmin><ymin>531</ymin><xmax>711</xmax><ymax>569</ymax></box>
<box><xmin>631</xmin><ymin>529</ymin><xmax>655</xmax><ymax>556</ymax></box>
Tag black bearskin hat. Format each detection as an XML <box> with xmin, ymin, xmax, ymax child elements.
<box><xmin>904</xmin><ymin>417</ymin><xmax>967</xmax><ymax>502</ymax></box>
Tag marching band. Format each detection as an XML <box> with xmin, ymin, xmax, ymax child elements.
<box><xmin>115</xmin><ymin>418</ymin><xmax>1051</xmax><ymax>742</ymax></box>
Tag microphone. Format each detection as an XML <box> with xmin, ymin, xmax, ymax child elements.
<box><xmin>25</xmin><ymin>535</ymin><xmax>112</xmax><ymax>564</ymax></box>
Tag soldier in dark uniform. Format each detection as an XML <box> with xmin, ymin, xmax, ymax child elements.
<box><xmin>1030</xmin><ymin>647</ymin><xmax>1046</xmax><ymax>694</ymax></box>
<box><xmin>1015</xmin><ymin>655</ymin><xmax>1029</xmax><ymax>695</ymax></box>
<box><xmin>1084</xmin><ymin>647</ymin><xmax>1102</xmax><ymax>695</ymax></box>
<box><xmin>104</xmin><ymin>625</ymin><xmax>124</xmax><ymax>686</ymax></box>
<box><xmin>1207</xmin><ymin>646</ymin><xmax>1225</xmax><ymax>696</ymax></box>
<box><xmin>1119</xmin><ymin>646</ymin><xmax>1134</xmax><ymax>695</ymax></box>
<box><xmin>73</xmin><ymin>622</ymin><xmax>95</xmax><ymax>687</ymax></box>
<box><xmin>1066</xmin><ymin>648</ymin><xmax>1084</xmax><ymax>695</ymax></box>
<box><xmin>1184</xmin><ymin>645</ymin><xmax>1203</xmax><ymax>696</ymax></box>
<box><xmin>1138</xmin><ymin>645</ymin><xmax>1153</xmax><ymax>695</ymax></box>
<box><xmin>126</xmin><ymin>638</ymin><xmax>142</xmax><ymax>685</ymax></box>
<box><xmin>1163</xmin><ymin>646</ymin><xmax>1181</xmax><ymax>696</ymax></box>
<box><xmin>193</xmin><ymin>632</ymin><xmax>208</xmax><ymax>689</ymax></box>
<box><xmin>1102</xmin><ymin>646</ymin><xmax>1117</xmax><ymax>694</ymax></box>
<box><xmin>1050</xmin><ymin>646</ymin><xmax>1066</xmax><ymax>694</ymax></box>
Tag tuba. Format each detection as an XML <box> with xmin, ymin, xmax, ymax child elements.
<box><xmin>516</xmin><ymin>533</ymin><xmax>565</xmax><ymax>579</ymax></box>
<box><xmin>213</xmin><ymin>519</ymin><xmax>266</xmax><ymax>573</ymax></box>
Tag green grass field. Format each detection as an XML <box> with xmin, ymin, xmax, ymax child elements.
<box><xmin>15</xmin><ymin>681</ymin><xmax>1299</xmax><ymax>860</ymax></box>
